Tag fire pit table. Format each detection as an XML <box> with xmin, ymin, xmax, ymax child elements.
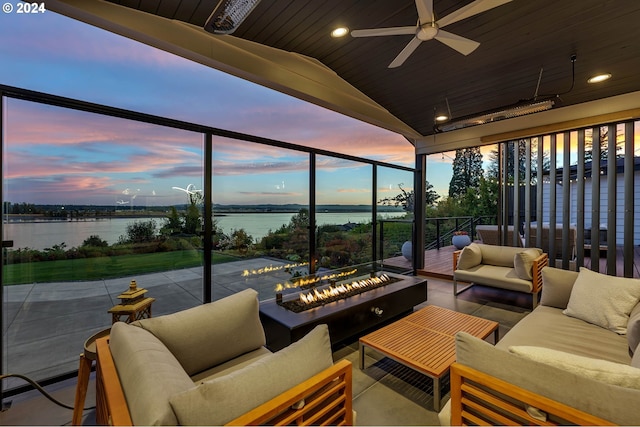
<box><xmin>259</xmin><ymin>271</ymin><xmax>427</xmax><ymax>351</ymax></box>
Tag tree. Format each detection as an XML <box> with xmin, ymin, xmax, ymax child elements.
<box><xmin>379</xmin><ymin>183</ymin><xmax>414</xmax><ymax>211</ymax></box>
<box><xmin>585</xmin><ymin>126</ymin><xmax>624</xmax><ymax>163</ymax></box>
<box><xmin>121</xmin><ymin>220</ymin><xmax>157</xmax><ymax>243</ymax></box>
<box><xmin>486</xmin><ymin>140</ymin><xmax>538</xmax><ymax>184</ymax></box>
<box><xmin>289</xmin><ymin>208</ymin><xmax>310</xmax><ymax>231</ymax></box>
<box><xmin>230</xmin><ymin>228</ymin><xmax>252</xmax><ymax>253</ymax></box>
<box><xmin>378</xmin><ymin>182</ymin><xmax>439</xmax><ymax>213</ymax></box>
<box><xmin>183</xmin><ymin>202</ymin><xmax>201</xmax><ymax>235</ymax></box>
<box><xmin>448</xmin><ymin>147</ymin><xmax>483</xmax><ymax>197</ymax></box>
<box><xmin>161</xmin><ymin>206</ymin><xmax>182</xmax><ymax>236</ymax></box>
<box><xmin>458</xmin><ymin>176</ymin><xmax>500</xmax><ymax>218</ymax></box>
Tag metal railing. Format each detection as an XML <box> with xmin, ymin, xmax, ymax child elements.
<box><xmin>377</xmin><ymin>215</ymin><xmax>497</xmax><ymax>262</ymax></box>
<box><xmin>425</xmin><ymin>215</ymin><xmax>496</xmax><ymax>250</ymax></box>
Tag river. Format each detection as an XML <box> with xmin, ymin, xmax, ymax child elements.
<box><xmin>3</xmin><ymin>212</ymin><xmax>405</xmax><ymax>250</ymax></box>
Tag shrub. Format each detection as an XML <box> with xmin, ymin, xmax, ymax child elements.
<box><xmin>120</xmin><ymin>220</ymin><xmax>157</xmax><ymax>244</ymax></box>
<box><xmin>82</xmin><ymin>235</ymin><xmax>109</xmax><ymax>247</ymax></box>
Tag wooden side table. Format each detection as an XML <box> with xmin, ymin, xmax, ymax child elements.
<box><xmin>72</xmin><ymin>328</ymin><xmax>110</xmax><ymax>426</ymax></box>
<box><xmin>108</xmin><ymin>297</ymin><xmax>155</xmax><ymax>324</ymax></box>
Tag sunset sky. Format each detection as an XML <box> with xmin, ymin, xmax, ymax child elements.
<box><xmin>1</xmin><ymin>9</ymin><xmax>454</xmax><ymax>207</ymax></box>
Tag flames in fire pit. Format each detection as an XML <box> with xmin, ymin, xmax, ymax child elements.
<box><xmin>278</xmin><ymin>273</ymin><xmax>400</xmax><ymax>313</ymax></box>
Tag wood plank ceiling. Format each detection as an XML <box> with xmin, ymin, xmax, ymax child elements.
<box><xmin>105</xmin><ymin>0</ymin><xmax>640</xmax><ymax>137</ymax></box>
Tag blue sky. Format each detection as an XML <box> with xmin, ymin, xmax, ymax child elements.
<box><xmin>0</xmin><ymin>9</ymin><xmax>425</xmax><ymax>206</ymax></box>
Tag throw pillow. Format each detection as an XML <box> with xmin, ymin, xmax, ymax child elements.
<box><xmin>456</xmin><ymin>243</ymin><xmax>482</xmax><ymax>270</ymax></box>
<box><xmin>563</xmin><ymin>268</ymin><xmax>640</xmax><ymax>334</ymax></box>
<box><xmin>509</xmin><ymin>346</ymin><xmax>640</xmax><ymax>390</ymax></box>
<box><xmin>628</xmin><ymin>303</ymin><xmax>640</xmax><ymax>355</ymax></box>
<box><xmin>169</xmin><ymin>324</ymin><xmax>334</xmax><ymax>426</ymax></box>
<box><xmin>513</xmin><ymin>248</ymin><xmax>543</xmax><ymax>280</ymax></box>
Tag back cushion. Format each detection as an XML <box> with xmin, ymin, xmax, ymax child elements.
<box><xmin>109</xmin><ymin>322</ymin><xmax>194</xmax><ymax>426</ymax></box>
<box><xmin>457</xmin><ymin>243</ymin><xmax>482</xmax><ymax>270</ymax></box>
<box><xmin>134</xmin><ymin>288</ymin><xmax>266</xmax><ymax>375</ymax></box>
<box><xmin>540</xmin><ymin>266</ymin><xmax>578</xmax><ymax>309</ymax></box>
<box><xmin>480</xmin><ymin>244</ymin><xmax>524</xmax><ymax>267</ymax></box>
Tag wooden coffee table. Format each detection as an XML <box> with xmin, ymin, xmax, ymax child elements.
<box><xmin>359</xmin><ymin>305</ymin><xmax>499</xmax><ymax>411</ymax></box>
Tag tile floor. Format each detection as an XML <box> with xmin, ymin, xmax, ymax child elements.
<box><xmin>0</xmin><ymin>277</ymin><xmax>531</xmax><ymax>426</ymax></box>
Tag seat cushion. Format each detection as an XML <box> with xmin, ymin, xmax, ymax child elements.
<box><xmin>134</xmin><ymin>288</ymin><xmax>266</xmax><ymax>376</ymax></box>
<box><xmin>169</xmin><ymin>324</ymin><xmax>334</xmax><ymax>426</ymax></box>
<box><xmin>190</xmin><ymin>347</ymin><xmax>272</xmax><ymax>382</ymax></box>
<box><xmin>108</xmin><ymin>322</ymin><xmax>194</xmax><ymax>426</ymax></box>
<box><xmin>454</xmin><ymin>264</ymin><xmax>533</xmax><ymax>293</ymax></box>
<box><xmin>496</xmin><ymin>305</ymin><xmax>631</xmax><ymax>364</ymax></box>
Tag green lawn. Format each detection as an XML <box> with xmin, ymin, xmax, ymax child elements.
<box><xmin>2</xmin><ymin>250</ymin><xmax>239</xmax><ymax>285</ymax></box>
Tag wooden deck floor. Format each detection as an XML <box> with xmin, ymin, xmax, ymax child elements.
<box><xmin>386</xmin><ymin>244</ymin><xmax>640</xmax><ymax>279</ymax></box>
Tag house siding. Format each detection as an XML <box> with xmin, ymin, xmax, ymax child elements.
<box><xmin>542</xmin><ymin>170</ymin><xmax>640</xmax><ymax>245</ymax></box>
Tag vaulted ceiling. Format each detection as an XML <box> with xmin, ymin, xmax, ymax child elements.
<box><xmin>48</xmin><ymin>0</ymin><xmax>640</xmax><ymax>151</ymax></box>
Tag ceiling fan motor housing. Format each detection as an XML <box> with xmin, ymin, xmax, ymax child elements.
<box><xmin>417</xmin><ymin>24</ymin><xmax>438</xmax><ymax>40</ymax></box>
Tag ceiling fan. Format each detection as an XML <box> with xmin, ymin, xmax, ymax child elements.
<box><xmin>351</xmin><ymin>0</ymin><xmax>512</xmax><ymax>68</ymax></box>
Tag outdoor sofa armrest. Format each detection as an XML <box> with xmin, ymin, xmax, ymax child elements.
<box><xmin>228</xmin><ymin>359</ymin><xmax>353</xmax><ymax>426</ymax></box>
<box><xmin>453</xmin><ymin>250</ymin><xmax>462</xmax><ymax>272</ymax></box>
<box><xmin>531</xmin><ymin>252</ymin><xmax>549</xmax><ymax>294</ymax></box>
<box><xmin>95</xmin><ymin>336</ymin><xmax>133</xmax><ymax>426</ymax></box>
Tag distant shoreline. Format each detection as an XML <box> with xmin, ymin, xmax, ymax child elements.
<box><xmin>6</xmin><ymin>208</ymin><xmax>405</xmax><ymax>223</ymax></box>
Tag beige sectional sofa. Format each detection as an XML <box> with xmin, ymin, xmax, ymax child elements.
<box><xmin>94</xmin><ymin>289</ymin><xmax>353</xmax><ymax>426</ymax></box>
<box><xmin>453</xmin><ymin>243</ymin><xmax>548</xmax><ymax>309</ymax></box>
<box><xmin>441</xmin><ymin>266</ymin><xmax>640</xmax><ymax>425</ymax></box>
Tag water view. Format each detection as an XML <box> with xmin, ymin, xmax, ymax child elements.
<box><xmin>4</xmin><ymin>211</ymin><xmax>406</xmax><ymax>250</ymax></box>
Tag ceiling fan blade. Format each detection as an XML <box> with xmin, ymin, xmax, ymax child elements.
<box><xmin>415</xmin><ymin>0</ymin><xmax>434</xmax><ymax>24</ymax></box>
<box><xmin>389</xmin><ymin>37</ymin><xmax>423</xmax><ymax>68</ymax></box>
<box><xmin>435</xmin><ymin>30</ymin><xmax>480</xmax><ymax>55</ymax></box>
<box><xmin>437</xmin><ymin>0</ymin><xmax>512</xmax><ymax>28</ymax></box>
<box><xmin>351</xmin><ymin>26</ymin><xmax>416</xmax><ymax>37</ymax></box>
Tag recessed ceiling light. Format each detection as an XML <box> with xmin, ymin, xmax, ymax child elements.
<box><xmin>331</xmin><ymin>27</ymin><xmax>349</xmax><ymax>38</ymax></box>
<box><xmin>587</xmin><ymin>73</ymin><xmax>612</xmax><ymax>84</ymax></box>
<box><xmin>435</xmin><ymin>115</ymin><xmax>449</xmax><ymax>122</ymax></box>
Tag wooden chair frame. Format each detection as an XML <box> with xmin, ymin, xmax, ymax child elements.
<box><xmin>95</xmin><ymin>336</ymin><xmax>353</xmax><ymax>426</ymax></box>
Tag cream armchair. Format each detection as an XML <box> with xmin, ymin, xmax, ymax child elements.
<box><xmin>95</xmin><ymin>289</ymin><xmax>353</xmax><ymax>426</ymax></box>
